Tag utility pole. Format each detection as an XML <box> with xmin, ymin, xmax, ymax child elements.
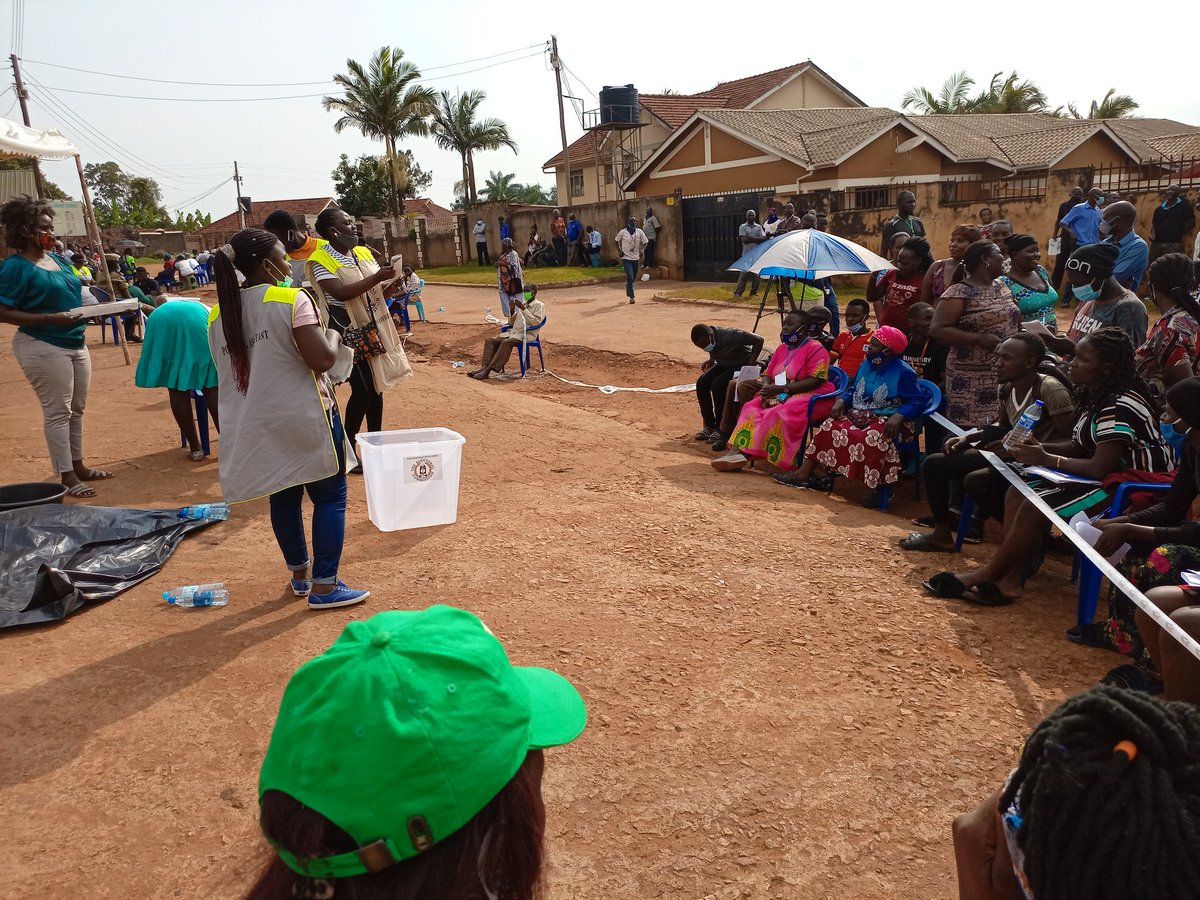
<box><xmin>10</xmin><ymin>54</ymin><xmax>45</xmax><ymax>199</ymax></box>
<box><xmin>233</xmin><ymin>160</ymin><xmax>246</xmax><ymax>228</ymax></box>
<box><xmin>550</xmin><ymin>36</ymin><xmax>570</xmax><ymax>204</ymax></box>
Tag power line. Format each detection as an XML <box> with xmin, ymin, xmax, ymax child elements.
<box><xmin>420</xmin><ymin>43</ymin><xmax>545</xmax><ymax>72</ymax></box>
<box><xmin>422</xmin><ymin>50</ymin><xmax>545</xmax><ymax>84</ymax></box>
<box><xmin>169</xmin><ymin>177</ymin><xmax>233</xmax><ymax>211</ymax></box>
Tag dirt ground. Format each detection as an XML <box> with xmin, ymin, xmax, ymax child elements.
<box><xmin>0</xmin><ymin>280</ymin><xmax>1107</xmax><ymax>899</ymax></box>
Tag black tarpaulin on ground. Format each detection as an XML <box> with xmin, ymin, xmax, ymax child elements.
<box><xmin>0</xmin><ymin>506</ymin><xmax>215</xmax><ymax>629</ymax></box>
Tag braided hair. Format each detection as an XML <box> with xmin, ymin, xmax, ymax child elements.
<box><xmin>953</xmin><ymin>239</ymin><xmax>998</xmax><ymax>284</ymax></box>
<box><xmin>901</xmin><ymin>235</ymin><xmax>934</xmax><ymax>272</ymax></box>
<box><xmin>999</xmin><ymin>685</ymin><xmax>1200</xmax><ymax>900</ymax></box>
<box><xmin>0</xmin><ymin>194</ymin><xmax>53</xmax><ymax>251</ymax></box>
<box><xmin>1074</xmin><ymin>325</ymin><xmax>1159</xmax><ymax>419</ymax></box>
<box><xmin>211</xmin><ymin>227</ymin><xmax>281</xmax><ymax>395</ymax></box>
<box><xmin>1149</xmin><ymin>252</ymin><xmax>1200</xmax><ymax>322</ymax></box>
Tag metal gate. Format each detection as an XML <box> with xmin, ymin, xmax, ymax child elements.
<box><xmin>681</xmin><ymin>191</ymin><xmax>770</xmax><ymax>281</ymax></box>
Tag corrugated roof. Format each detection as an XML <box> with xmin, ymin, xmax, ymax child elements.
<box><xmin>197</xmin><ymin>197</ymin><xmax>336</xmax><ymax>238</ymax></box>
<box><xmin>698</xmin><ymin>108</ymin><xmax>902</xmax><ymax>167</ymax></box>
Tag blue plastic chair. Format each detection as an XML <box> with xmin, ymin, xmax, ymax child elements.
<box><xmin>501</xmin><ymin>315</ymin><xmax>547</xmax><ymax>377</ymax></box>
<box><xmin>409</xmin><ymin>278</ymin><xmax>426</xmax><ymax>322</ymax></box>
<box><xmin>179</xmin><ymin>390</ymin><xmax>211</xmax><ymax>456</ymax></box>
<box><xmin>88</xmin><ymin>286</ymin><xmax>121</xmax><ymax>343</ymax></box>
<box><xmin>194</xmin><ymin>263</ymin><xmax>211</xmax><ymax>286</ymax></box>
<box><xmin>801</xmin><ymin>365</ymin><xmax>848</xmax><ymax>452</ymax></box>
<box><xmin>878</xmin><ymin>379</ymin><xmax>942</xmax><ymax>512</ymax></box>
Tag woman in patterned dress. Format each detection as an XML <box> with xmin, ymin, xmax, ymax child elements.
<box><xmin>1000</xmin><ymin>233</ymin><xmax>1059</xmax><ymax>329</ymax></box>
<box><xmin>931</xmin><ymin>240</ymin><xmax>1022</xmax><ymax>429</ymax></box>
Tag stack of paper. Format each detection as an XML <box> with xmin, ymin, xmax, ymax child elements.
<box><xmin>1069</xmin><ymin>511</ymin><xmax>1131</xmax><ymax>564</ymax></box>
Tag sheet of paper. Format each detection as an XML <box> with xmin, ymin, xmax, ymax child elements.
<box><xmin>734</xmin><ymin>365</ymin><xmax>761</xmax><ymax>385</ymax></box>
<box><xmin>1070</xmin><ymin>511</ymin><xmax>1131</xmax><ymax>564</ymax></box>
<box><xmin>1024</xmin><ymin>465</ymin><xmax>1102</xmax><ymax>486</ymax></box>
<box><xmin>1181</xmin><ymin>570</ymin><xmax>1200</xmax><ymax>588</ymax></box>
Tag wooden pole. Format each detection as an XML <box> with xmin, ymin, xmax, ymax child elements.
<box><xmin>551</xmin><ymin>36</ymin><xmax>570</xmax><ymax>204</ymax></box>
<box><xmin>234</xmin><ymin>160</ymin><xmax>246</xmax><ymax>229</ymax></box>
<box><xmin>10</xmin><ymin>54</ymin><xmax>44</xmax><ymax>199</ymax></box>
<box><xmin>75</xmin><ymin>154</ymin><xmax>129</xmax><ymax>365</ymax></box>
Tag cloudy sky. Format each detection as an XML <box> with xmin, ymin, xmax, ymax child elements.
<box><xmin>14</xmin><ymin>0</ymin><xmax>1200</xmax><ymax>220</ymax></box>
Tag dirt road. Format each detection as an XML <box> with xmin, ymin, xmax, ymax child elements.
<box><xmin>0</xmin><ymin>280</ymin><xmax>1102</xmax><ymax>898</ymax></box>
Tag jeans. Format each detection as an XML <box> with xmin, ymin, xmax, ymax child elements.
<box><xmin>922</xmin><ymin>449</ymin><xmax>1007</xmax><ymax>524</ymax></box>
<box><xmin>696</xmin><ymin>364</ymin><xmax>737</xmax><ymax>428</ymax></box>
<box><xmin>476</xmin><ymin>241</ymin><xmax>490</xmax><ymax>265</ymax></box>
<box><xmin>269</xmin><ymin>410</ymin><xmax>348</xmax><ymax>584</ymax></box>
<box><xmin>644</xmin><ymin>239</ymin><xmax>657</xmax><ymax>268</ymax></box>
<box><xmin>622</xmin><ymin>259</ymin><xmax>639</xmax><ymax>298</ymax></box>
<box><xmin>734</xmin><ymin>270</ymin><xmax>760</xmax><ymax>296</ymax></box>
<box><xmin>12</xmin><ymin>331</ymin><xmax>91</xmax><ymax>474</ymax></box>
<box><xmin>821</xmin><ymin>280</ymin><xmax>840</xmax><ymax>336</ymax></box>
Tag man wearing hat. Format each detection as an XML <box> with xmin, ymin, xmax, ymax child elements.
<box><xmin>1038</xmin><ymin>243</ymin><xmax>1147</xmax><ymax>356</ymax></box>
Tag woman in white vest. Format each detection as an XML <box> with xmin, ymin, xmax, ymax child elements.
<box><xmin>208</xmin><ymin>228</ymin><xmax>368</xmax><ymax>610</ymax></box>
<box><xmin>306</xmin><ymin>207</ymin><xmax>407</xmax><ymax>473</ymax></box>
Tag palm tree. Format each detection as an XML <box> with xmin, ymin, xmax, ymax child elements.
<box><xmin>431</xmin><ymin>90</ymin><xmax>517</xmax><ymax>205</ymax></box>
<box><xmin>323</xmin><ymin>46</ymin><xmax>437</xmax><ymax>217</ymax></box>
<box><xmin>901</xmin><ymin>71</ymin><xmax>976</xmax><ymax>114</ymax></box>
<box><xmin>973</xmin><ymin>71</ymin><xmax>1049</xmax><ymax>113</ymax></box>
<box><xmin>1069</xmin><ymin>89</ymin><xmax>1140</xmax><ymax>120</ymax></box>
<box><xmin>479</xmin><ymin>171</ymin><xmax>521</xmax><ymax>202</ymax></box>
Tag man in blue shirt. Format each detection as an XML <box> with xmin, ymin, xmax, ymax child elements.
<box><xmin>498</xmin><ymin>216</ymin><xmax>511</xmax><ymax>243</ymax></box>
<box><xmin>1060</xmin><ymin>187</ymin><xmax>1105</xmax><ymax>245</ymax></box>
<box><xmin>1100</xmin><ymin>200</ymin><xmax>1149</xmax><ymax>292</ymax></box>
<box><xmin>565</xmin><ymin>212</ymin><xmax>583</xmax><ymax>266</ymax></box>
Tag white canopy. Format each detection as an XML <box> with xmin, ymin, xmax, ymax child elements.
<box><xmin>0</xmin><ymin>116</ymin><xmax>78</xmax><ymax>160</ymax></box>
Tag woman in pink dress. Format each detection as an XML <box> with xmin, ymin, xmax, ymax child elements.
<box><xmin>712</xmin><ymin>310</ymin><xmax>835</xmax><ymax>472</ymax></box>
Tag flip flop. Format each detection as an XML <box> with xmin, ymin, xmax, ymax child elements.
<box><xmin>899</xmin><ymin>533</ymin><xmax>958</xmax><ymax>553</ymax></box>
<box><xmin>922</xmin><ymin>571</ymin><xmax>967</xmax><ymax>598</ymax></box>
<box><xmin>1066</xmin><ymin>623</ymin><xmax>1118</xmax><ymax>651</ymax></box>
<box><xmin>76</xmin><ymin>468</ymin><xmax>114</xmax><ymax>481</ymax></box>
<box><xmin>961</xmin><ymin>582</ymin><xmax>1016</xmax><ymax>607</ymax></box>
<box><xmin>912</xmin><ymin>515</ymin><xmax>936</xmax><ymax>527</ymax></box>
<box><xmin>65</xmin><ymin>482</ymin><xmax>96</xmax><ymax>498</ymax></box>
<box><xmin>1102</xmin><ymin>664</ymin><xmax>1164</xmax><ymax>695</ymax></box>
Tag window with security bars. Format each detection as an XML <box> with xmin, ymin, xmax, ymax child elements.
<box><xmin>851</xmin><ymin>185</ymin><xmax>891</xmax><ymax>210</ymax></box>
<box><xmin>569</xmin><ymin>170</ymin><xmax>584</xmax><ymax>198</ymax></box>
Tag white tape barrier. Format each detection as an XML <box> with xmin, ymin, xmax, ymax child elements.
<box><xmin>543</xmin><ymin>371</ymin><xmax>696</xmax><ymax>395</ymax></box>
<box><xmin>928</xmin><ymin>412</ymin><xmax>1200</xmax><ymax>663</ymax></box>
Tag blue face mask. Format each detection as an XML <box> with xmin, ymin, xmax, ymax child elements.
<box><xmin>780</xmin><ymin>330</ymin><xmax>803</xmax><ymax>347</ymax></box>
<box><xmin>704</xmin><ymin>342</ymin><xmax>716</xmax><ymax>353</ymax></box>
<box><xmin>1073</xmin><ymin>280</ymin><xmax>1102</xmax><ymax>302</ymax></box>
<box><xmin>1161</xmin><ymin>418</ymin><xmax>1191</xmax><ymax>449</ymax></box>
<box><xmin>866</xmin><ymin>349</ymin><xmax>888</xmax><ymax>364</ymax></box>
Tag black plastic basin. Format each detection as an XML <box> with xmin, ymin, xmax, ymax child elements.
<box><xmin>0</xmin><ymin>482</ymin><xmax>70</xmax><ymax>512</ymax></box>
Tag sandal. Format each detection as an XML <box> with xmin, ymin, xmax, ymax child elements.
<box><xmin>912</xmin><ymin>515</ymin><xmax>936</xmax><ymax>527</ymax></box>
<box><xmin>75</xmin><ymin>468</ymin><xmax>114</xmax><ymax>481</ymax></box>
<box><xmin>188</xmin><ymin>450</ymin><xmax>206</xmax><ymax>462</ymax></box>
<box><xmin>922</xmin><ymin>571</ymin><xmax>967</xmax><ymax>598</ymax></box>
<box><xmin>1102</xmin><ymin>664</ymin><xmax>1164</xmax><ymax>694</ymax></box>
<box><xmin>899</xmin><ymin>532</ymin><xmax>958</xmax><ymax>553</ymax></box>
<box><xmin>65</xmin><ymin>482</ymin><xmax>96</xmax><ymax>498</ymax></box>
<box><xmin>771</xmin><ymin>471</ymin><xmax>809</xmax><ymax>489</ymax></box>
<box><xmin>807</xmin><ymin>474</ymin><xmax>835</xmax><ymax>493</ymax></box>
<box><xmin>961</xmin><ymin>582</ymin><xmax>1016</xmax><ymax>607</ymax></box>
<box><xmin>1066</xmin><ymin>623</ymin><xmax>1118</xmax><ymax>651</ymax></box>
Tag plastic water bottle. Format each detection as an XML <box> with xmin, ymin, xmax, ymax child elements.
<box><xmin>436</xmin><ymin>306</ymin><xmax>446</xmax><ymax>312</ymax></box>
<box><xmin>165</xmin><ymin>589</ymin><xmax>229</xmax><ymax>608</ymax></box>
<box><xmin>1003</xmin><ymin>399</ymin><xmax>1044</xmax><ymax>451</ymax></box>
<box><xmin>486</xmin><ymin>305</ymin><xmax>492</xmax><ymax>318</ymax></box>
<box><xmin>165</xmin><ymin>582</ymin><xmax>224</xmax><ymax>601</ymax></box>
<box><xmin>451</xmin><ymin>361</ymin><xmax>466</xmax><ymax>369</ymax></box>
<box><xmin>178</xmin><ymin>503</ymin><xmax>230</xmax><ymax>521</ymax></box>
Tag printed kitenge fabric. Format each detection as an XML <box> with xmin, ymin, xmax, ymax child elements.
<box><xmin>938</xmin><ymin>279</ymin><xmax>1021</xmax><ymax>426</ymax></box>
<box><xmin>731</xmin><ymin>339</ymin><xmax>834</xmax><ymax>469</ymax></box>
<box><xmin>1000</xmin><ymin>265</ymin><xmax>1058</xmax><ymax>327</ymax></box>
<box><xmin>1135</xmin><ymin>306</ymin><xmax>1199</xmax><ymax>405</ymax></box>
<box><xmin>804</xmin><ymin>354</ymin><xmax>925</xmax><ymax>488</ymax></box>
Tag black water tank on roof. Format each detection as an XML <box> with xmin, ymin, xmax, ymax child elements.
<box><xmin>599</xmin><ymin>85</ymin><xmax>639</xmax><ymax>125</ymax></box>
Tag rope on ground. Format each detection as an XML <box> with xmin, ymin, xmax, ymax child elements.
<box><xmin>928</xmin><ymin>412</ymin><xmax>1200</xmax><ymax>663</ymax></box>
<box><xmin>542</xmin><ymin>369</ymin><xmax>695</xmax><ymax>395</ymax></box>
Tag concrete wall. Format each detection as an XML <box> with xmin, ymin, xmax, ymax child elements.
<box><xmin>465</xmin><ymin>194</ymin><xmax>683</xmax><ymax>277</ymax></box>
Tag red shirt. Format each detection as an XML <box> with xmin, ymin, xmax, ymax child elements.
<box><xmin>831</xmin><ymin>329</ymin><xmax>873</xmax><ymax>377</ymax></box>
<box><xmin>551</xmin><ymin>216</ymin><xmax>566</xmax><ymax>238</ymax></box>
<box><xmin>877</xmin><ymin>270</ymin><xmax>925</xmax><ymax>329</ymax></box>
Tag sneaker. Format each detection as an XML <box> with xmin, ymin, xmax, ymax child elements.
<box><xmin>694</xmin><ymin>427</ymin><xmax>717</xmax><ymax>441</ymax></box>
<box><xmin>712</xmin><ymin>450</ymin><xmax>749</xmax><ymax>472</ymax></box>
<box><xmin>308</xmin><ymin>580</ymin><xmax>370</xmax><ymax>610</ymax></box>
<box><xmin>290</xmin><ymin>577</ymin><xmax>312</xmax><ymax>598</ymax></box>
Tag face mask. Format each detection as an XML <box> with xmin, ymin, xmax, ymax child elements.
<box><xmin>627</xmin><ymin>224</ymin><xmax>636</xmax><ymax>234</ymax></box>
<box><xmin>266</xmin><ymin>262</ymin><xmax>290</xmax><ymax>288</ymax></box>
<box><xmin>1095</xmin><ymin>195</ymin><xmax>1105</xmax><ymax>205</ymax></box>
<box><xmin>330</xmin><ymin>228</ymin><xmax>357</xmax><ymax>252</ymax></box>
<box><xmin>1073</xmin><ymin>280</ymin><xmax>1102</xmax><ymax>302</ymax></box>
<box><xmin>37</xmin><ymin>233</ymin><xmax>56</xmax><ymax>250</ymax></box>
<box><xmin>866</xmin><ymin>349</ymin><xmax>888</xmax><ymax>364</ymax></box>
<box><xmin>703</xmin><ymin>342</ymin><xmax>716</xmax><ymax>353</ymax></box>
<box><xmin>1161</xmin><ymin>419</ymin><xmax>1191</xmax><ymax>445</ymax></box>
<box><xmin>1098</xmin><ymin>220</ymin><xmax>1113</xmax><ymax>238</ymax></box>
<box><xmin>849</xmin><ymin>322</ymin><xmax>866</xmax><ymax>335</ymax></box>
<box><xmin>780</xmin><ymin>330</ymin><xmax>803</xmax><ymax>347</ymax></box>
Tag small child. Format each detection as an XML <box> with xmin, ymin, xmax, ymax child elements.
<box><xmin>902</xmin><ymin>302</ymin><xmax>947</xmax><ymax>385</ymax></box>
<box><xmin>829</xmin><ymin>298</ymin><xmax>873</xmax><ymax>376</ymax></box>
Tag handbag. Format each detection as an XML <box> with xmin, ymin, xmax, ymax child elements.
<box><xmin>341</xmin><ymin>293</ymin><xmax>388</xmax><ymax>363</ymax></box>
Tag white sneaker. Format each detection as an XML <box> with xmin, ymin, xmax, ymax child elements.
<box><xmin>712</xmin><ymin>450</ymin><xmax>749</xmax><ymax>472</ymax></box>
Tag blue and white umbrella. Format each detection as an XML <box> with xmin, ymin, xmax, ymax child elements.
<box><xmin>728</xmin><ymin>229</ymin><xmax>894</xmax><ymax>279</ymax></box>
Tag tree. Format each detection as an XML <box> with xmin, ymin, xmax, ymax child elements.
<box><xmin>972</xmin><ymin>71</ymin><xmax>1049</xmax><ymax>113</ymax></box>
<box><xmin>901</xmin><ymin>71</ymin><xmax>976</xmax><ymax>114</ymax></box>
<box><xmin>84</xmin><ymin>161</ymin><xmax>129</xmax><ymax>209</ymax></box>
<box><xmin>1070</xmin><ymin>89</ymin><xmax>1140</xmax><ymax>120</ymax></box>
<box><xmin>431</xmin><ymin>89</ymin><xmax>517</xmax><ymax>205</ymax></box>
<box><xmin>479</xmin><ymin>170</ymin><xmax>520</xmax><ymax>202</ymax></box>
<box><xmin>0</xmin><ymin>159</ymin><xmax>70</xmax><ymax>199</ymax></box>
<box><xmin>81</xmin><ymin>161</ymin><xmax>170</xmax><ymax>227</ymax></box>
<box><xmin>323</xmin><ymin>46</ymin><xmax>438</xmax><ymax>217</ymax></box>
<box><xmin>515</xmin><ymin>182</ymin><xmax>555</xmax><ymax>205</ymax></box>
<box><xmin>399</xmin><ymin>149</ymin><xmax>433</xmax><ymax>197</ymax></box>
<box><xmin>332</xmin><ymin>153</ymin><xmax>391</xmax><ymax>217</ymax></box>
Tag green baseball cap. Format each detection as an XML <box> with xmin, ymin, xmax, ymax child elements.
<box><xmin>258</xmin><ymin>605</ymin><xmax>587</xmax><ymax>879</ymax></box>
